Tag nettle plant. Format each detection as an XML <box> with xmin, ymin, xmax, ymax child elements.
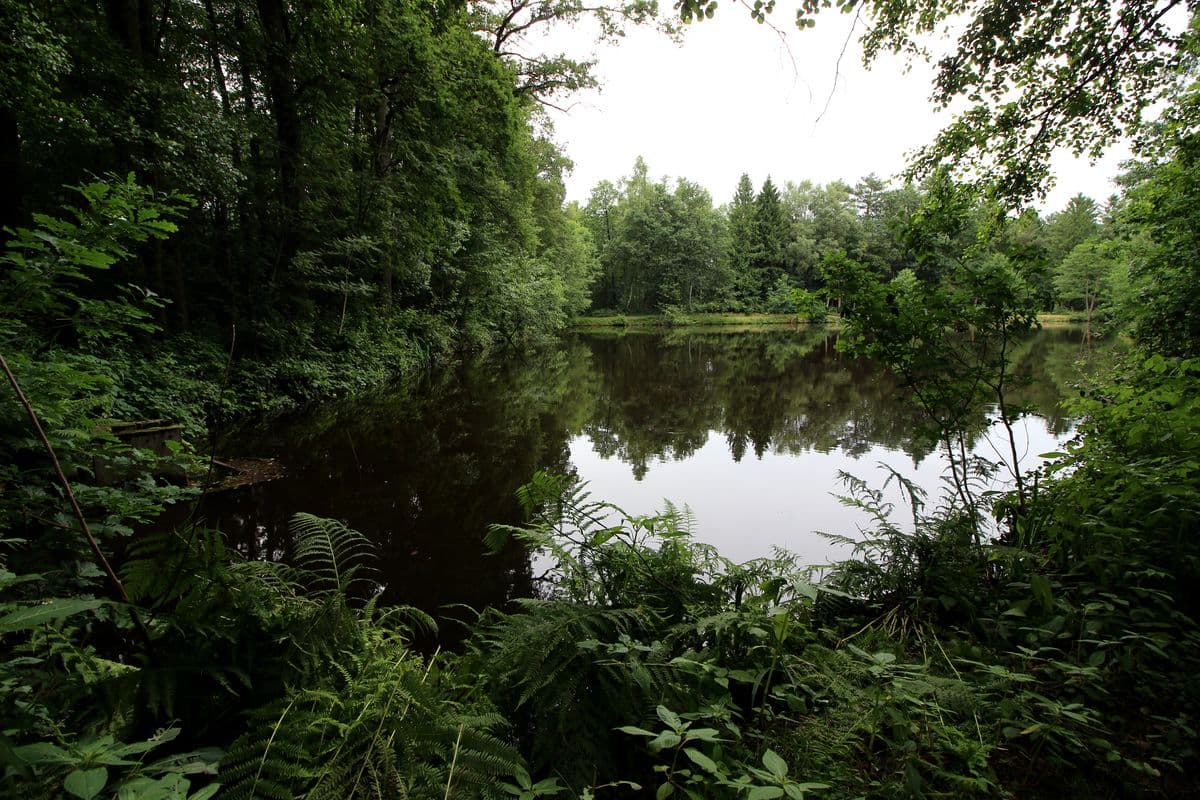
<box><xmin>620</xmin><ymin>705</ymin><xmax>829</xmax><ymax>800</ymax></box>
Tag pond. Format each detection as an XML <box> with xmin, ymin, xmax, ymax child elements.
<box><xmin>200</xmin><ymin>325</ymin><xmax>1114</xmax><ymax>631</ymax></box>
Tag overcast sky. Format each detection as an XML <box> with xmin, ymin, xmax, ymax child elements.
<box><xmin>528</xmin><ymin>11</ymin><xmax>1132</xmax><ymax>213</ymax></box>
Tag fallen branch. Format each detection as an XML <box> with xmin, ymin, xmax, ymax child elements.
<box><xmin>0</xmin><ymin>352</ymin><xmax>131</xmax><ymax>605</ymax></box>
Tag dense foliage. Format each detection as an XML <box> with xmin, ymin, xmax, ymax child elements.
<box><xmin>2</xmin><ymin>0</ymin><xmax>603</xmax><ymax>428</ymax></box>
<box><xmin>5</xmin><ymin>0</ymin><xmax>1200</xmax><ymax>798</ymax></box>
<box><xmin>579</xmin><ymin>160</ymin><xmax>1136</xmax><ymax>325</ymax></box>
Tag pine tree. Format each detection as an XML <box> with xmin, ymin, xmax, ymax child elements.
<box><xmin>727</xmin><ymin>174</ymin><xmax>759</xmax><ymax>309</ymax></box>
<box><xmin>752</xmin><ymin>177</ymin><xmax>791</xmax><ymax>304</ymax></box>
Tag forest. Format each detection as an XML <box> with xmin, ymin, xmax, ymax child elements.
<box><xmin>580</xmin><ymin>163</ymin><xmax>1124</xmax><ymax>322</ymax></box>
<box><xmin>2</xmin><ymin>0</ymin><xmax>1200</xmax><ymax>798</ymax></box>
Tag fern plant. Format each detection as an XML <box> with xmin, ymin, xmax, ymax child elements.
<box><xmin>288</xmin><ymin>512</ymin><xmax>378</xmax><ymax>599</ymax></box>
<box><xmin>219</xmin><ymin>602</ymin><xmax>521</xmax><ymax>800</ymax></box>
<box><xmin>211</xmin><ymin>513</ymin><xmax>521</xmax><ymax>800</ymax></box>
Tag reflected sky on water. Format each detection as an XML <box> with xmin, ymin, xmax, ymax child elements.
<box><xmin>200</xmin><ymin>325</ymin><xmax>1118</xmax><ymax>629</ymax></box>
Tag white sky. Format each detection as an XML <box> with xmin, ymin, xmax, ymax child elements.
<box><xmin>528</xmin><ymin>11</ymin><xmax>1133</xmax><ymax>213</ymax></box>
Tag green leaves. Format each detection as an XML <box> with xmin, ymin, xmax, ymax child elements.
<box><xmin>10</xmin><ymin>741</ymin><xmax>76</xmax><ymax>766</ymax></box>
<box><xmin>502</xmin><ymin>766</ymin><xmax>564</xmax><ymax>799</ymax></box>
<box><xmin>64</xmin><ymin>767</ymin><xmax>107</xmax><ymax>800</ymax></box>
<box><xmin>761</xmin><ymin>749</ymin><xmax>788</xmax><ymax>779</ymax></box>
<box><xmin>6</xmin><ymin>729</ymin><xmax>222</xmax><ymax>800</ymax></box>
<box><xmin>1029</xmin><ymin>573</ymin><xmax>1054</xmax><ymax>613</ymax></box>
<box><xmin>682</xmin><ymin>747</ymin><xmax>718</xmax><ymax>773</ymax></box>
<box><xmin>0</xmin><ymin>599</ymin><xmax>104</xmax><ymax>633</ymax></box>
<box><xmin>584</xmin><ymin>161</ymin><xmax>729</xmax><ymax>314</ymax></box>
<box><xmin>1</xmin><ymin>175</ymin><xmax>188</xmax><ymax>347</ymax></box>
<box><xmin>739</xmin><ymin>749</ymin><xmax>828</xmax><ymax>799</ymax></box>
<box><xmin>656</xmin><ymin>704</ymin><xmax>682</xmax><ymax>730</ymax></box>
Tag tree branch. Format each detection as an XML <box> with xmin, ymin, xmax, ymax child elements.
<box><xmin>1</xmin><ymin>352</ymin><xmax>132</xmax><ymax>606</ymax></box>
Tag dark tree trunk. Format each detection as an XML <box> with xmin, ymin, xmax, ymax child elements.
<box><xmin>0</xmin><ymin>106</ymin><xmax>22</xmax><ymax>231</ymax></box>
<box><xmin>256</xmin><ymin>0</ymin><xmax>303</xmax><ymax>273</ymax></box>
<box><xmin>171</xmin><ymin>243</ymin><xmax>190</xmax><ymax>331</ymax></box>
<box><xmin>104</xmin><ymin>0</ymin><xmax>155</xmax><ymax>62</ymax></box>
<box><xmin>234</xmin><ymin>6</ymin><xmax>261</xmax><ymax>234</ymax></box>
<box><xmin>202</xmin><ymin>0</ymin><xmax>233</xmax><ymax>116</ymax></box>
<box><xmin>233</xmin><ymin>7</ymin><xmax>264</xmax><ymax>320</ymax></box>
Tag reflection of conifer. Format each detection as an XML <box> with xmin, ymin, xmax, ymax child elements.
<box><xmin>574</xmin><ymin>328</ymin><xmax>1093</xmax><ymax>477</ymax></box>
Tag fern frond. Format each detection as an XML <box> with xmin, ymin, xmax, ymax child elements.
<box><xmin>221</xmin><ymin>699</ymin><xmax>315</xmax><ymax>800</ymax></box>
<box><xmin>289</xmin><ymin>513</ymin><xmax>376</xmax><ymax>598</ymax></box>
<box><xmin>123</xmin><ymin>527</ymin><xmax>233</xmax><ymax>609</ymax></box>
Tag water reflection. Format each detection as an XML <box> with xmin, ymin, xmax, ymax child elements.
<box><xmin>201</xmin><ymin>350</ymin><xmax>596</xmax><ymax>638</ymax></box>
<box><xmin>582</xmin><ymin>329</ymin><xmax>935</xmax><ymax>476</ymax></box>
<box><xmin>200</xmin><ymin>326</ymin><xmax>1117</xmax><ymax>625</ymax></box>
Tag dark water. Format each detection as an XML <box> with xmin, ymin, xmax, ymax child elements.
<box><xmin>200</xmin><ymin>326</ymin><xmax>1113</xmax><ymax>627</ymax></box>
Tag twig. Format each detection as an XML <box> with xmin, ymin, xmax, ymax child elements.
<box><xmin>1</xmin><ymin>352</ymin><xmax>131</xmax><ymax>605</ymax></box>
<box><xmin>737</xmin><ymin>0</ymin><xmax>805</xmax><ymax>96</ymax></box>
<box><xmin>443</xmin><ymin>723</ymin><xmax>465</xmax><ymax>800</ymax></box>
<box><xmin>28</xmin><ymin>513</ymin><xmax>73</xmax><ymax>531</ymax></box>
<box><xmin>816</xmin><ymin>5</ymin><xmax>862</xmax><ymax>126</ymax></box>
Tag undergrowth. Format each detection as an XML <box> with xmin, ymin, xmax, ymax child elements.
<box><xmin>462</xmin><ymin>414</ymin><xmax>1200</xmax><ymax>798</ymax></box>
<box><xmin>4</xmin><ymin>177</ymin><xmax>1199</xmax><ymax>798</ymax></box>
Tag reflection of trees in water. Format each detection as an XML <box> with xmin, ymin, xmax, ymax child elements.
<box><xmin>203</xmin><ymin>345</ymin><xmax>600</xmax><ymax>637</ymax></box>
<box><xmin>575</xmin><ymin>327</ymin><xmax>1121</xmax><ymax>479</ymax></box>
<box><xmin>1008</xmin><ymin>326</ymin><xmax>1129</xmax><ymax>435</ymax></box>
<box><xmin>197</xmin><ymin>326</ymin><xmax>1121</xmax><ymax>635</ymax></box>
<box><xmin>577</xmin><ymin>330</ymin><xmax>933</xmax><ymax>478</ymax></box>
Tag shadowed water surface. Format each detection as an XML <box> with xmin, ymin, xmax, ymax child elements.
<box><xmin>200</xmin><ymin>326</ymin><xmax>1116</xmax><ymax>629</ymax></box>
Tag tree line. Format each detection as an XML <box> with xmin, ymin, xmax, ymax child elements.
<box><xmin>2</xmin><ymin>0</ymin><xmax>1182</xmax><ymax>372</ymax></box>
<box><xmin>581</xmin><ymin>158</ymin><xmax>1162</xmax><ymax>330</ymax></box>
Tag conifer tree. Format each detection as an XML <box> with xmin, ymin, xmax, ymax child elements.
<box><xmin>727</xmin><ymin>173</ymin><xmax>759</xmax><ymax>308</ymax></box>
<box><xmin>752</xmin><ymin>176</ymin><xmax>791</xmax><ymax>303</ymax></box>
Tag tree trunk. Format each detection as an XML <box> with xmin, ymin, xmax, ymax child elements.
<box><xmin>104</xmin><ymin>0</ymin><xmax>157</xmax><ymax>61</ymax></box>
<box><xmin>234</xmin><ymin>6</ymin><xmax>261</xmax><ymax>238</ymax></box>
<box><xmin>202</xmin><ymin>0</ymin><xmax>233</xmax><ymax>116</ymax></box>
<box><xmin>0</xmin><ymin>106</ymin><xmax>22</xmax><ymax>231</ymax></box>
<box><xmin>256</xmin><ymin>0</ymin><xmax>303</xmax><ymax>273</ymax></box>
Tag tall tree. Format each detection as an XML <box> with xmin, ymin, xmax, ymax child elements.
<box><xmin>605</xmin><ymin>157</ymin><xmax>668</xmax><ymax>312</ymax></box>
<box><xmin>1117</xmin><ymin>117</ymin><xmax>1200</xmax><ymax>356</ymax></box>
<box><xmin>726</xmin><ymin>173</ymin><xmax>759</xmax><ymax>308</ymax></box>
<box><xmin>851</xmin><ymin>173</ymin><xmax>919</xmax><ymax>276</ymax></box>
<box><xmin>583</xmin><ymin>179</ymin><xmax>622</xmax><ymax>309</ymax></box>
<box><xmin>529</xmin><ymin>139</ymin><xmax>598</xmax><ymax>317</ymax></box>
<box><xmin>751</xmin><ymin>176</ymin><xmax>790</xmax><ymax>304</ymax></box>
<box><xmin>3</xmin><ymin>0</ymin><xmax>594</xmax><ymax>351</ymax></box>
<box><xmin>999</xmin><ymin>207</ymin><xmax>1055</xmax><ymax>309</ymax></box>
<box><xmin>1045</xmin><ymin>194</ymin><xmax>1102</xmax><ymax>266</ymax></box>
<box><xmin>255</xmin><ymin>0</ymin><xmax>304</xmax><ymax>269</ymax></box>
<box><xmin>584</xmin><ymin>159</ymin><xmax>729</xmax><ymax>312</ymax></box>
<box><xmin>1055</xmin><ymin>238</ymin><xmax>1116</xmax><ymax>330</ymax></box>
<box><xmin>660</xmin><ymin>179</ymin><xmax>728</xmax><ymax>310</ymax></box>
<box><xmin>784</xmin><ymin>180</ymin><xmax>861</xmax><ymax>290</ymax></box>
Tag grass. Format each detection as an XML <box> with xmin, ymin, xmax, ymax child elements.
<box><xmin>1037</xmin><ymin>312</ymin><xmax>1080</xmax><ymax>327</ymax></box>
<box><xmin>574</xmin><ymin>311</ymin><xmax>1086</xmax><ymax>332</ymax></box>
<box><xmin>572</xmin><ymin>312</ymin><xmax>817</xmax><ymax>330</ymax></box>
